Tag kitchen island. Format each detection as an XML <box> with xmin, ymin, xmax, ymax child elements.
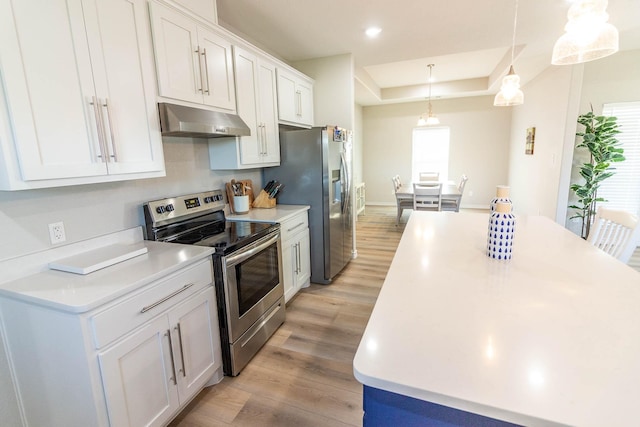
<box><xmin>354</xmin><ymin>211</ymin><xmax>640</xmax><ymax>427</ymax></box>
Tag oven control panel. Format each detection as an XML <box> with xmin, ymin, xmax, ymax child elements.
<box><xmin>144</xmin><ymin>189</ymin><xmax>225</xmax><ymax>224</ymax></box>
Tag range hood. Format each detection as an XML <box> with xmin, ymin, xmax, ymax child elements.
<box><xmin>158</xmin><ymin>103</ymin><xmax>250</xmax><ymax>138</ymax></box>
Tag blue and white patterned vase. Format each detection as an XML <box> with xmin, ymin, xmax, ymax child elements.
<box><xmin>487</xmin><ymin>202</ymin><xmax>515</xmax><ymax>260</ymax></box>
<box><xmin>490</xmin><ymin>185</ymin><xmax>512</xmax><ymax>212</ymax></box>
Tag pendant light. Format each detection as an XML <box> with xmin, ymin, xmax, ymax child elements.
<box><xmin>417</xmin><ymin>64</ymin><xmax>440</xmax><ymax>126</ymax></box>
<box><xmin>551</xmin><ymin>0</ymin><xmax>619</xmax><ymax>65</ymax></box>
<box><xmin>494</xmin><ymin>0</ymin><xmax>524</xmax><ymax>107</ymax></box>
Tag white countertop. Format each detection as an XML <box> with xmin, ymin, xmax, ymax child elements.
<box><xmin>227</xmin><ymin>204</ymin><xmax>310</xmax><ymax>223</ymax></box>
<box><xmin>0</xmin><ymin>241</ymin><xmax>214</xmax><ymax>313</ymax></box>
<box><xmin>353</xmin><ymin>211</ymin><xmax>640</xmax><ymax>427</ymax></box>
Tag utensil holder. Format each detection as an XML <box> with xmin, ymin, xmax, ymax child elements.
<box><xmin>233</xmin><ymin>195</ymin><xmax>250</xmax><ymax>214</ymax></box>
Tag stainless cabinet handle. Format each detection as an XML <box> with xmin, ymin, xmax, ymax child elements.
<box><xmin>261</xmin><ymin>124</ymin><xmax>268</xmax><ymax>156</ymax></box>
<box><xmin>89</xmin><ymin>97</ymin><xmax>107</xmax><ymax>163</ymax></box>
<box><xmin>175</xmin><ymin>323</ymin><xmax>186</xmax><ymax>378</ymax></box>
<box><xmin>202</xmin><ymin>48</ymin><xmax>210</xmax><ymax>95</ymax></box>
<box><xmin>295</xmin><ymin>90</ymin><xmax>302</xmax><ymax>117</ymax></box>
<box><xmin>296</xmin><ymin>242</ymin><xmax>301</xmax><ymax>274</ymax></box>
<box><xmin>140</xmin><ymin>284</ymin><xmax>194</xmax><ymax>313</ymax></box>
<box><xmin>165</xmin><ymin>330</ymin><xmax>177</xmax><ymax>385</ymax></box>
<box><xmin>262</xmin><ymin>124</ymin><xmax>268</xmax><ymax>156</ymax></box>
<box><xmin>102</xmin><ymin>99</ymin><xmax>117</xmax><ymax>161</ymax></box>
<box><xmin>195</xmin><ymin>46</ymin><xmax>204</xmax><ymax>94</ymax></box>
<box><xmin>256</xmin><ymin>123</ymin><xmax>263</xmax><ymax>155</ymax></box>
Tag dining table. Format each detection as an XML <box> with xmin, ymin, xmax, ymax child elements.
<box><xmin>354</xmin><ymin>211</ymin><xmax>640</xmax><ymax>427</ymax></box>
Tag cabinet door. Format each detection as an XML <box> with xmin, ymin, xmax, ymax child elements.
<box><xmin>169</xmin><ymin>287</ymin><xmax>221</xmax><ymax>401</ymax></box>
<box><xmin>99</xmin><ymin>316</ymin><xmax>179</xmax><ymax>427</ymax></box>
<box><xmin>281</xmin><ymin>238</ymin><xmax>296</xmax><ymax>303</ymax></box>
<box><xmin>149</xmin><ymin>2</ymin><xmax>202</xmax><ymax>104</ymax></box>
<box><xmin>276</xmin><ymin>71</ymin><xmax>297</xmax><ymax>124</ymax></box>
<box><xmin>88</xmin><ymin>0</ymin><xmax>164</xmax><ymax>175</ymax></box>
<box><xmin>257</xmin><ymin>59</ymin><xmax>280</xmax><ymax>164</ymax></box>
<box><xmin>295</xmin><ymin>229</ymin><xmax>311</xmax><ymax>290</ymax></box>
<box><xmin>0</xmin><ymin>0</ymin><xmax>107</xmax><ymax>181</ymax></box>
<box><xmin>233</xmin><ymin>47</ymin><xmax>262</xmax><ymax>166</ymax></box>
<box><xmin>172</xmin><ymin>0</ymin><xmax>217</xmax><ymax>24</ymax></box>
<box><xmin>199</xmin><ymin>27</ymin><xmax>236</xmax><ymax>111</ymax></box>
<box><xmin>297</xmin><ymin>80</ymin><xmax>314</xmax><ymax>127</ymax></box>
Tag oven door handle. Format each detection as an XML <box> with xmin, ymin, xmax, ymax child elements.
<box><xmin>225</xmin><ymin>231</ymin><xmax>280</xmax><ymax>267</ymax></box>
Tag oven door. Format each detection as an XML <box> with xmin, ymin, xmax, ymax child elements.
<box><xmin>222</xmin><ymin>230</ymin><xmax>283</xmax><ymax>343</ymax></box>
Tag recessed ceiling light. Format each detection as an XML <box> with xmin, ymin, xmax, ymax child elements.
<box><xmin>365</xmin><ymin>27</ymin><xmax>382</xmax><ymax>38</ymax></box>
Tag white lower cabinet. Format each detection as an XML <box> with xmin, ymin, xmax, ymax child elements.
<box><xmin>280</xmin><ymin>212</ymin><xmax>311</xmax><ymax>302</ymax></box>
<box><xmin>0</xmin><ymin>257</ymin><xmax>222</xmax><ymax>427</ymax></box>
<box><xmin>99</xmin><ymin>287</ymin><xmax>219</xmax><ymax>427</ymax></box>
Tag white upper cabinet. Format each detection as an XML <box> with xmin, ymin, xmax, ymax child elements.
<box><xmin>0</xmin><ymin>0</ymin><xmax>164</xmax><ymax>190</ymax></box>
<box><xmin>209</xmin><ymin>46</ymin><xmax>279</xmax><ymax>170</ymax></box>
<box><xmin>149</xmin><ymin>1</ymin><xmax>236</xmax><ymax>112</ymax></box>
<box><xmin>171</xmin><ymin>0</ymin><xmax>217</xmax><ymax>24</ymax></box>
<box><xmin>276</xmin><ymin>68</ymin><xmax>314</xmax><ymax>128</ymax></box>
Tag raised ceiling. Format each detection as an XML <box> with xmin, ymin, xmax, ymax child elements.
<box><xmin>216</xmin><ymin>0</ymin><xmax>640</xmax><ymax>105</ymax></box>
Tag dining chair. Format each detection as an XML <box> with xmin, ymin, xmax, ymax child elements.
<box><xmin>393</xmin><ymin>176</ymin><xmax>413</xmax><ymax>225</ymax></box>
<box><xmin>441</xmin><ymin>174</ymin><xmax>468</xmax><ymax>212</ymax></box>
<box><xmin>587</xmin><ymin>206</ymin><xmax>640</xmax><ymax>263</ymax></box>
<box><xmin>457</xmin><ymin>174</ymin><xmax>468</xmax><ymax>193</ymax></box>
<box><xmin>413</xmin><ymin>183</ymin><xmax>442</xmax><ymax>211</ymax></box>
<box><xmin>419</xmin><ymin>171</ymin><xmax>439</xmax><ymax>182</ymax></box>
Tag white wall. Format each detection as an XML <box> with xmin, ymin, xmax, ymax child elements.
<box><xmin>0</xmin><ymin>138</ymin><xmax>261</xmax><ymax>425</ymax></box>
<box><xmin>362</xmin><ymin>96</ymin><xmax>512</xmax><ymax>208</ymax></box>
<box><xmin>354</xmin><ymin>104</ymin><xmax>364</xmax><ymax>187</ymax></box>
<box><xmin>507</xmin><ymin>65</ymin><xmax>580</xmax><ymax>219</ymax></box>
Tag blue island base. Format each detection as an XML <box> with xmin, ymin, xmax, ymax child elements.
<box><xmin>363</xmin><ymin>386</ymin><xmax>523</xmax><ymax>427</ymax></box>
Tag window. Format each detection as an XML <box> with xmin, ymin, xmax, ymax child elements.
<box><xmin>599</xmin><ymin>102</ymin><xmax>640</xmax><ymax>216</ymax></box>
<box><xmin>412</xmin><ymin>127</ymin><xmax>450</xmax><ymax>182</ymax></box>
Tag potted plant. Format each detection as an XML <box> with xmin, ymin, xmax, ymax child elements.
<box><xmin>569</xmin><ymin>107</ymin><xmax>624</xmax><ymax>239</ymax></box>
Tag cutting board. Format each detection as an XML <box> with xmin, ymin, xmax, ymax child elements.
<box><xmin>48</xmin><ymin>242</ymin><xmax>148</xmax><ymax>275</ymax></box>
<box><xmin>226</xmin><ymin>179</ymin><xmax>255</xmax><ymax>213</ymax></box>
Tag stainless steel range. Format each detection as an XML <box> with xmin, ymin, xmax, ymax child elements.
<box><xmin>143</xmin><ymin>189</ymin><xmax>285</xmax><ymax>376</ymax></box>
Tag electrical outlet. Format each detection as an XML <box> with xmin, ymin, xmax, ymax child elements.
<box><xmin>48</xmin><ymin>222</ymin><xmax>66</xmax><ymax>244</ymax></box>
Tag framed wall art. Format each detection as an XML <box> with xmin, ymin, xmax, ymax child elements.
<box><xmin>525</xmin><ymin>127</ymin><xmax>535</xmax><ymax>155</ymax></box>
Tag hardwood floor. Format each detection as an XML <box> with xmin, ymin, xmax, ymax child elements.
<box><xmin>169</xmin><ymin>206</ymin><xmax>404</xmax><ymax>427</ymax></box>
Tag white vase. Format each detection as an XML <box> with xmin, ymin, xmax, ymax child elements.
<box><xmin>490</xmin><ymin>185</ymin><xmax>512</xmax><ymax>212</ymax></box>
<box><xmin>487</xmin><ymin>202</ymin><xmax>516</xmax><ymax>260</ymax></box>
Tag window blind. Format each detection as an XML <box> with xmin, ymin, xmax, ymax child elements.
<box><xmin>412</xmin><ymin>127</ymin><xmax>450</xmax><ymax>183</ymax></box>
<box><xmin>599</xmin><ymin>102</ymin><xmax>640</xmax><ymax>216</ymax></box>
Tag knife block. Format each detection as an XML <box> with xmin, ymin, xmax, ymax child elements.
<box><xmin>252</xmin><ymin>190</ymin><xmax>276</xmax><ymax>208</ymax></box>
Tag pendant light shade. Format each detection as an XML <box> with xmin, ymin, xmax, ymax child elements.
<box><xmin>494</xmin><ymin>65</ymin><xmax>524</xmax><ymax>106</ymax></box>
<box><xmin>552</xmin><ymin>0</ymin><xmax>619</xmax><ymax>65</ymax></box>
<box><xmin>417</xmin><ymin>64</ymin><xmax>440</xmax><ymax>126</ymax></box>
<box><xmin>494</xmin><ymin>0</ymin><xmax>524</xmax><ymax>107</ymax></box>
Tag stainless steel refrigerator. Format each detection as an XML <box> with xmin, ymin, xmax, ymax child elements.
<box><xmin>263</xmin><ymin>126</ymin><xmax>353</xmax><ymax>284</ymax></box>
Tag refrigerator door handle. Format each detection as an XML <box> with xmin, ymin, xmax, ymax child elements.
<box><xmin>340</xmin><ymin>152</ymin><xmax>351</xmax><ymax>215</ymax></box>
